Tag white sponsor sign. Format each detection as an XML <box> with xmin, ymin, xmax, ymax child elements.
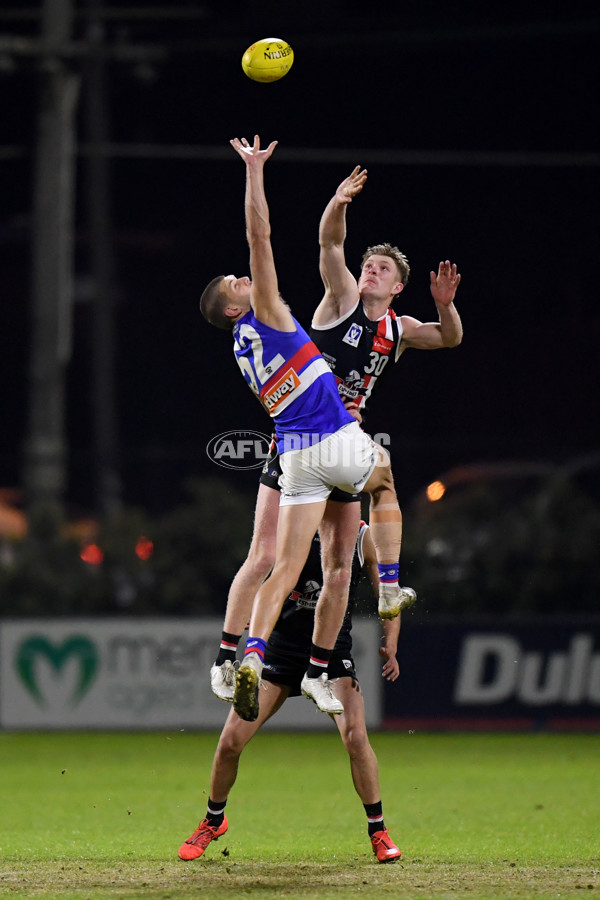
<box><xmin>0</xmin><ymin>618</ymin><xmax>382</xmax><ymax>730</ymax></box>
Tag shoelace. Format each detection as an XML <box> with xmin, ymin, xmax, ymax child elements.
<box><xmin>188</xmin><ymin>822</ymin><xmax>215</xmax><ymax>845</ymax></box>
<box><xmin>319</xmin><ymin>675</ymin><xmax>337</xmax><ymax>700</ymax></box>
<box><xmin>372</xmin><ymin>830</ymin><xmax>396</xmax><ymax>851</ymax></box>
<box><xmin>223</xmin><ymin>660</ymin><xmax>239</xmax><ymax>687</ymax></box>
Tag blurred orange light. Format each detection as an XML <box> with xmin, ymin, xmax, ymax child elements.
<box><xmin>135</xmin><ymin>536</ymin><xmax>154</xmax><ymax>561</ymax></box>
<box><xmin>0</xmin><ymin>504</ymin><xmax>27</xmax><ymax>539</ymax></box>
<box><xmin>80</xmin><ymin>543</ymin><xmax>104</xmax><ymax>565</ymax></box>
<box><xmin>426</xmin><ymin>480</ymin><xmax>446</xmax><ymax>502</ymax></box>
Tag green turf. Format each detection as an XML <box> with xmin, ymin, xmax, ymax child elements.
<box><xmin>0</xmin><ymin>731</ymin><xmax>598</xmax><ymax>899</ymax></box>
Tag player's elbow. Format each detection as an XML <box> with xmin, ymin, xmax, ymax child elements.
<box><xmin>443</xmin><ymin>329</ymin><xmax>463</xmax><ymax>348</ymax></box>
<box><xmin>247</xmin><ymin>222</ymin><xmax>272</xmax><ymax>244</ymax></box>
<box><xmin>319</xmin><ymin>237</ymin><xmax>341</xmax><ymax>254</ymax></box>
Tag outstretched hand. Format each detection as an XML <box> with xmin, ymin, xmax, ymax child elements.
<box><xmin>379</xmin><ymin>645</ymin><xmax>399</xmax><ymax>682</ymax></box>
<box><xmin>335</xmin><ymin>165</ymin><xmax>367</xmax><ymax>205</ymax></box>
<box><xmin>230</xmin><ymin>134</ymin><xmax>278</xmax><ymax>165</ymax></box>
<box><xmin>430</xmin><ymin>260</ymin><xmax>461</xmax><ymax>307</ymax></box>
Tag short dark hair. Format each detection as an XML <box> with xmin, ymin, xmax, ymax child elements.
<box><xmin>361</xmin><ymin>243</ymin><xmax>410</xmax><ymax>286</ymax></box>
<box><xmin>199</xmin><ymin>275</ymin><xmax>232</xmax><ymax>330</ymax></box>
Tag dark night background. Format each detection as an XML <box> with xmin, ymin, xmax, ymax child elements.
<box><xmin>1</xmin><ymin>0</ymin><xmax>598</xmax><ymax>522</ymax></box>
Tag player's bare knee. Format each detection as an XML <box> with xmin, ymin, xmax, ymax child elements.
<box><xmin>370</xmin><ymin>475</ymin><xmax>397</xmax><ymax>507</ymax></box>
<box><xmin>246</xmin><ymin>544</ymin><xmax>276</xmax><ymax>581</ymax></box>
<box><xmin>218</xmin><ymin>729</ymin><xmax>246</xmax><ymax>759</ymax></box>
<box><xmin>364</xmin><ymin>452</ymin><xmax>397</xmax><ymax>499</ymax></box>
<box><xmin>322</xmin><ymin>563</ymin><xmax>352</xmax><ymax>595</ymax></box>
<box><xmin>341</xmin><ymin>722</ymin><xmax>369</xmax><ymax>756</ymax></box>
<box><xmin>348</xmin><ymin>732</ymin><xmax>371</xmax><ymax>759</ymax></box>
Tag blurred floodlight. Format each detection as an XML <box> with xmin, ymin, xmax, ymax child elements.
<box><xmin>426</xmin><ymin>480</ymin><xmax>446</xmax><ymax>502</ymax></box>
<box><xmin>135</xmin><ymin>536</ymin><xmax>154</xmax><ymax>561</ymax></box>
<box><xmin>80</xmin><ymin>543</ymin><xmax>104</xmax><ymax>565</ymax></box>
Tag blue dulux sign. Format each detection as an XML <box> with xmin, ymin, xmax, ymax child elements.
<box><xmin>383</xmin><ymin>618</ymin><xmax>600</xmax><ymax>731</ymax></box>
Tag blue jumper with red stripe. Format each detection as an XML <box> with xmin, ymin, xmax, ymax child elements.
<box><xmin>232</xmin><ymin>310</ymin><xmax>353</xmax><ymax>452</ymax></box>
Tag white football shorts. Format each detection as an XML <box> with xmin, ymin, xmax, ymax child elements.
<box><xmin>278</xmin><ymin>421</ymin><xmax>380</xmax><ymax>507</ymax></box>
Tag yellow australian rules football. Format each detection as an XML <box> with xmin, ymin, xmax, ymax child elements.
<box><xmin>241</xmin><ymin>37</ymin><xmax>294</xmax><ymax>83</ymax></box>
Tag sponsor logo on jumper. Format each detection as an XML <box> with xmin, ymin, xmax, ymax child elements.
<box><xmin>290</xmin><ymin>579</ymin><xmax>321</xmax><ymax>609</ymax></box>
<box><xmin>373</xmin><ymin>335</ymin><xmax>394</xmax><ymax>354</ymax></box>
<box><xmin>206</xmin><ymin>430</ymin><xmax>271</xmax><ymax>470</ymax></box>
<box><xmin>343</xmin><ymin>323</ymin><xmax>363</xmax><ymax>347</ymax></box>
<box><xmin>346</xmin><ymin>370</ymin><xmax>364</xmax><ymax>388</ymax></box>
<box><xmin>263</xmin><ymin>368</ymin><xmax>301</xmax><ymax>412</ymax></box>
<box><xmin>338</xmin><ymin>370</ymin><xmax>364</xmax><ymax>401</ymax></box>
<box><xmin>294</xmin><ymin>597</ymin><xmax>319</xmax><ymax>610</ymax></box>
<box><xmin>321</xmin><ymin>352</ymin><xmax>337</xmax><ymax>371</ymax></box>
<box><xmin>339</xmin><ymin>383</ymin><xmax>360</xmax><ymax>400</ymax></box>
<box><xmin>454</xmin><ymin>633</ymin><xmax>600</xmax><ymax>706</ymax></box>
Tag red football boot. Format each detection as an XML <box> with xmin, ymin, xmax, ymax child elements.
<box><xmin>178</xmin><ymin>816</ymin><xmax>228</xmax><ymax>861</ymax></box>
<box><xmin>371</xmin><ymin>829</ymin><xmax>402</xmax><ymax>863</ymax></box>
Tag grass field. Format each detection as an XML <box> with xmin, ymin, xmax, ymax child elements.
<box><xmin>0</xmin><ymin>730</ymin><xmax>598</xmax><ymax>899</ymax></box>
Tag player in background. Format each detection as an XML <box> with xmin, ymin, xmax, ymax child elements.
<box><xmin>210</xmin><ymin>166</ymin><xmax>462</xmax><ymax>705</ymax></box>
<box><xmin>200</xmin><ymin>135</ymin><xmax>408</xmax><ymax>722</ymax></box>
<box><xmin>179</xmin><ymin>519</ymin><xmax>403</xmax><ymax>864</ymax></box>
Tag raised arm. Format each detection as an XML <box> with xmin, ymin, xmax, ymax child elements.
<box><xmin>312</xmin><ymin>166</ymin><xmax>367</xmax><ymax>327</ymax></box>
<box><xmin>230</xmin><ymin>135</ymin><xmax>294</xmax><ymax>330</ymax></box>
<box><xmin>400</xmin><ymin>260</ymin><xmax>463</xmax><ymax>350</ymax></box>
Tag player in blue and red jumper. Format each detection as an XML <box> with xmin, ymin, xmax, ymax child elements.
<box><xmin>200</xmin><ymin>136</ymin><xmax>408</xmax><ymax>723</ymax></box>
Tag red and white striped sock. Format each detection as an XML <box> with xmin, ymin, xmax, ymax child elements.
<box><xmin>306</xmin><ymin>643</ymin><xmax>332</xmax><ymax>679</ymax></box>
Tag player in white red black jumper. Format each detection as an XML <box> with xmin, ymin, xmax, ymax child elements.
<box><xmin>210</xmin><ymin>165</ymin><xmax>462</xmax><ymax>710</ymax></box>
<box><xmin>179</xmin><ymin>522</ymin><xmax>403</xmax><ymax>864</ymax></box>
<box><xmin>200</xmin><ymin>136</ymin><xmax>407</xmax><ymax>723</ymax></box>
<box><xmin>312</xmin><ymin>165</ymin><xmax>462</xmax><ymax>413</ymax></box>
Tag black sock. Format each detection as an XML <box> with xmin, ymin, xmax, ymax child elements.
<box><xmin>306</xmin><ymin>644</ymin><xmax>332</xmax><ymax>679</ymax></box>
<box><xmin>206</xmin><ymin>798</ymin><xmax>227</xmax><ymax>828</ymax></box>
<box><xmin>215</xmin><ymin>632</ymin><xmax>242</xmax><ymax>666</ymax></box>
<box><xmin>364</xmin><ymin>801</ymin><xmax>385</xmax><ymax>836</ymax></box>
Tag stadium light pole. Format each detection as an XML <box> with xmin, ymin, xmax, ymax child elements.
<box><xmin>24</xmin><ymin>0</ymin><xmax>78</xmax><ymax>536</ymax></box>
<box><xmin>6</xmin><ymin>2</ymin><xmax>164</xmax><ymax>527</ymax></box>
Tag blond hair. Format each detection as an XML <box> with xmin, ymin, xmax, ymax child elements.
<box><xmin>361</xmin><ymin>243</ymin><xmax>410</xmax><ymax>286</ymax></box>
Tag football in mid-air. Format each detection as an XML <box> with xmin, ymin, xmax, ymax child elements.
<box><xmin>241</xmin><ymin>38</ymin><xmax>294</xmax><ymax>83</ymax></box>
